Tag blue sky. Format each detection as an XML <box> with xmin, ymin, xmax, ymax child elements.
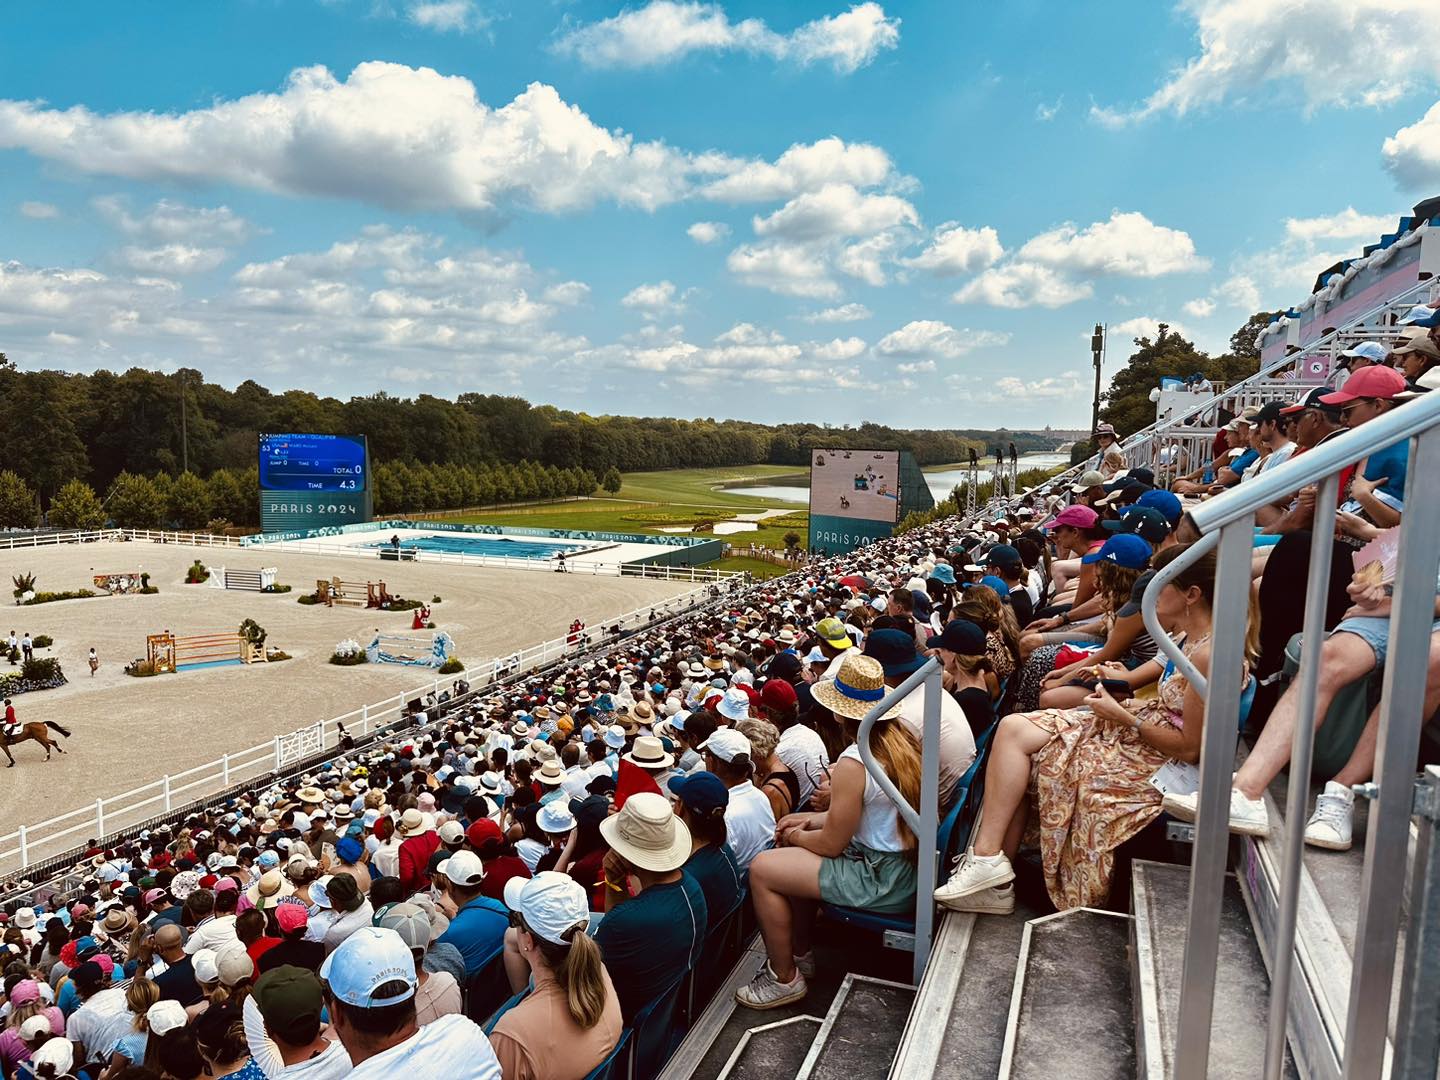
<box><xmin>3</xmin><ymin>0</ymin><xmax>1438</xmax><ymax>428</ymax></box>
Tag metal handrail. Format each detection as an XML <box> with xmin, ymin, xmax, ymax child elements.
<box><xmin>1141</xmin><ymin>387</ymin><xmax>1440</xmax><ymax>1077</ymax></box>
<box><xmin>855</xmin><ymin>657</ymin><xmax>943</xmax><ymax>985</ymax></box>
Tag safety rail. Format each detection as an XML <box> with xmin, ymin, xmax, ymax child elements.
<box><xmin>1140</xmin><ymin>387</ymin><xmax>1440</xmax><ymax>1079</ymax></box>
<box><xmin>854</xmin><ymin>657</ymin><xmax>944</xmax><ymax>985</ymax></box>
<box><xmin>973</xmin><ymin>277</ymin><xmax>1437</xmax><ymax>522</ymax></box>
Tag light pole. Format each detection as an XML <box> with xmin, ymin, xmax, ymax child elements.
<box><xmin>178</xmin><ymin>371</ymin><xmax>188</xmax><ymax>475</ymax></box>
<box><xmin>1090</xmin><ymin>323</ymin><xmax>1107</xmax><ymax>436</ymax></box>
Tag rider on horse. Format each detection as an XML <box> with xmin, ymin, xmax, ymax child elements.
<box><xmin>2</xmin><ymin>699</ymin><xmax>16</xmax><ymax>741</ymax></box>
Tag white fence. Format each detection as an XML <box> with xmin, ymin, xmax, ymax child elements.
<box><xmin>0</xmin><ymin>555</ymin><xmax>734</xmax><ymax>881</ymax></box>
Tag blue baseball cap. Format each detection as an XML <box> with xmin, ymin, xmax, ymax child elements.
<box><xmin>319</xmin><ymin>926</ymin><xmax>417</xmax><ymax>1007</ymax></box>
<box><xmin>963</xmin><ymin>574</ymin><xmax>1010</xmax><ymax>598</ymax></box>
<box><xmin>1081</xmin><ymin>533</ymin><xmax>1153</xmax><ymax>569</ymax></box>
<box><xmin>669</xmin><ymin>771</ymin><xmax>730</xmax><ymax>815</ymax></box>
<box><xmin>1401</xmin><ymin>304</ymin><xmax>1440</xmax><ymax>328</ymax></box>
<box><xmin>1135</xmin><ymin>489</ymin><xmax>1182</xmax><ymax>525</ymax></box>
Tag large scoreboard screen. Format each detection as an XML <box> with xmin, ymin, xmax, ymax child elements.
<box><xmin>259</xmin><ymin>434</ymin><xmax>368</xmax><ymax>493</ymax></box>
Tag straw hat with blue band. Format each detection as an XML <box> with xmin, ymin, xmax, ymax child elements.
<box><xmin>811</xmin><ymin>654</ymin><xmax>905</xmax><ymax>721</ymax></box>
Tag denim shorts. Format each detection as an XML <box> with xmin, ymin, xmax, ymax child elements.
<box><xmin>1332</xmin><ymin>616</ymin><xmax>1440</xmax><ymax>667</ymax></box>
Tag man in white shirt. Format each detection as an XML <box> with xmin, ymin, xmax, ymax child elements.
<box><xmin>183</xmin><ymin>891</ymin><xmax>238</xmax><ymax>954</ymax></box>
<box><xmin>324</xmin><ymin>927</ymin><xmax>500</xmax><ymax>1080</ymax></box>
<box><xmin>698</xmin><ymin>728</ymin><xmax>775</xmax><ymax>869</ymax></box>
<box><xmin>244</xmin><ymin>965</ymin><xmax>352</xmax><ymax>1078</ymax></box>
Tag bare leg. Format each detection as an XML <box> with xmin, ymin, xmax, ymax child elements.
<box><xmin>972</xmin><ymin>713</ymin><xmax>1054</xmax><ymax>857</ymax></box>
<box><xmin>748</xmin><ymin>847</ymin><xmax>823</xmax><ymax>983</ymax></box>
<box><xmin>1001</xmin><ymin>800</ymin><xmax>1029</xmax><ymax>859</ymax></box>
<box><xmin>1234</xmin><ymin>632</ymin><xmax>1375</xmax><ymax>800</ymax></box>
<box><xmin>1038</xmin><ymin>684</ymin><xmax>1091</xmax><ymax>710</ymax></box>
<box><xmin>1332</xmin><ymin>633</ymin><xmax>1440</xmax><ymax>787</ymax></box>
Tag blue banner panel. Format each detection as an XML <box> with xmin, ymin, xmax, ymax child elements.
<box><xmin>259</xmin><ymin>434</ymin><xmax>368</xmax><ymax>493</ymax></box>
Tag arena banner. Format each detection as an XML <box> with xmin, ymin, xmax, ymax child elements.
<box><xmin>259</xmin><ymin>433</ymin><xmax>373</xmax><ymax>533</ymax></box>
<box><xmin>808</xmin><ymin>514</ymin><xmax>895</xmax><ymax>554</ymax></box>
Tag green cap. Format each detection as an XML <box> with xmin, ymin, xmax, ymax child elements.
<box><xmin>253</xmin><ymin>966</ymin><xmax>323</xmax><ymax>1045</ymax></box>
<box><xmin>813</xmin><ymin>617</ymin><xmax>852</xmax><ymax>649</ymax></box>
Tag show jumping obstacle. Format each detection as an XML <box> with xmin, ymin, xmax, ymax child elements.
<box><xmin>208</xmin><ymin>567</ymin><xmax>277</xmax><ymax>592</ymax></box>
<box><xmin>314</xmin><ymin>577</ymin><xmax>393</xmax><ymax>608</ymax></box>
<box><xmin>92</xmin><ymin>572</ymin><xmax>143</xmax><ymax>594</ymax></box>
<box><xmin>366</xmin><ymin>630</ymin><xmax>455</xmax><ymax>668</ymax></box>
<box><xmin>145</xmin><ymin>630</ymin><xmax>267</xmax><ymax>673</ymax></box>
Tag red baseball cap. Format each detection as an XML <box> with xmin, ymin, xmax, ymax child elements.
<box><xmin>1320</xmin><ymin>365</ymin><xmax>1407</xmax><ymax>405</ymax></box>
<box><xmin>760</xmin><ymin>678</ymin><xmax>797</xmax><ymax>711</ymax></box>
<box><xmin>465</xmin><ymin>818</ymin><xmax>503</xmax><ymax>851</ymax></box>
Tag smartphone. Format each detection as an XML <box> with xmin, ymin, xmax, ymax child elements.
<box><xmin>1068</xmin><ymin>677</ymin><xmax>1132</xmax><ymax>697</ymax></box>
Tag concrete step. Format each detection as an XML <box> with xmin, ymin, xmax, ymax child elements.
<box><xmin>715</xmin><ymin>1015</ymin><xmax>824</xmax><ymax>1080</ymax></box>
<box><xmin>998</xmin><ymin>907</ymin><xmax>1135</xmax><ymax>1080</ymax></box>
<box><xmin>1131</xmin><ymin>859</ymin><xmax>1295</xmax><ymax>1078</ymax></box>
<box><xmin>796</xmin><ymin>974</ymin><xmax>914</xmax><ymax>1080</ymax></box>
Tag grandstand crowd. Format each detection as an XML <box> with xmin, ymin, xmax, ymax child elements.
<box><xmin>0</xmin><ymin>303</ymin><xmax>1435</xmax><ymax>1080</ymax></box>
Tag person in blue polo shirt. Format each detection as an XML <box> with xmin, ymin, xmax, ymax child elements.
<box><xmin>434</xmin><ymin>851</ymin><xmax>508</xmax><ymax>979</ymax></box>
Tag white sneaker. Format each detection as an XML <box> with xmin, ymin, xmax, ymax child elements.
<box><xmin>793</xmin><ymin>951</ymin><xmax>816</xmax><ymax>979</ymax></box>
<box><xmin>1304</xmin><ymin>782</ymin><xmax>1355</xmax><ymax>851</ymax></box>
<box><xmin>1161</xmin><ymin>787</ymin><xmax>1270</xmax><ymax>837</ymax></box>
<box><xmin>934</xmin><ymin>851</ymin><xmax>1015</xmax><ymax>909</ymax></box>
<box><xmin>952</xmin><ymin>882</ymin><xmax>1016</xmax><ymax>915</ymax></box>
<box><xmin>735</xmin><ymin>961</ymin><xmax>808</xmax><ymax>1010</ymax></box>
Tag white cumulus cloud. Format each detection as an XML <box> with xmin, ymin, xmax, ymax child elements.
<box><xmin>726</xmin><ymin>242</ymin><xmax>840</xmax><ymax>299</ymax></box>
<box><xmin>1183</xmin><ymin>297</ymin><xmax>1216</xmax><ymax>318</ymax></box>
<box><xmin>1109</xmin><ymin>316</ymin><xmax>1190</xmax><ymax>343</ymax></box>
<box><xmin>874</xmin><ymin>319</ymin><xmax>1009</xmax><ymax>360</ymax></box>
<box><xmin>94</xmin><ymin>196</ymin><xmax>252</xmax><ymax>244</ymax></box>
<box><xmin>553</xmin><ymin>1</ymin><xmax>899</xmax><ymax>74</ymax></box>
<box><xmin>699</xmin><ymin>137</ymin><xmax>894</xmax><ymax>203</ymax></box>
<box><xmin>801</xmin><ymin>302</ymin><xmax>871</xmax><ymax>323</ymax></box>
<box><xmin>1383</xmin><ymin>100</ymin><xmax>1440</xmax><ymax>188</ymax></box>
<box><xmin>19</xmin><ymin>201</ymin><xmax>59</xmax><ymax>219</ymax></box>
<box><xmin>116</xmin><ymin>244</ymin><xmax>229</xmax><ymax>276</ymax></box>
<box><xmin>906</xmin><ymin>222</ymin><xmax>1003</xmax><ymax>275</ymax></box>
<box><xmin>1284</xmin><ymin>207</ymin><xmax>1396</xmax><ymax>243</ymax></box>
<box><xmin>621</xmin><ymin>280</ymin><xmax>688</xmax><ymax>316</ymax></box>
<box><xmin>1017</xmin><ymin>211</ymin><xmax>1207</xmax><ymax>277</ymax></box>
<box><xmin>408</xmin><ymin>0</ymin><xmax>487</xmax><ymax>32</ymax></box>
<box><xmin>1093</xmin><ymin>0</ymin><xmax>1440</xmax><ymax>125</ymax></box>
<box><xmin>687</xmin><ymin>221</ymin><xmax>731</xmax><ymax>244</ymax></box>
<box><xmin>752</xmin><ymin>183</ymin><xmax>917</xmax><ymax>241</ymax></box>
<box><xmin>952</xmin><ymin>263</ymin><xmax>1093</xmax><ymax>309</ymax></box>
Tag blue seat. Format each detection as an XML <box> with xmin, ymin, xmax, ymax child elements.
<box><xmin>620</xmin><ymin>977</ymin><xmax>686</xmax><ymax>1080</ymax></box>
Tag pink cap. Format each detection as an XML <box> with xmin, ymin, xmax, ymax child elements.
<box><xmin>143</xmin><ymin>888</ymin><xmax>165</xmax><ymax>906</ymax></box>
<box><xmin>1042</xmin><ymin>504</ymin><xmax>1099</xmax><ymax>531</ymax></box>
<box><xmin>214</xmin><ymin>877</ymin><xmax>238</xmax><ymax>893</ymax></box>
<box><xmin>274</xmin><ymin>897</ymin><xmax>308</xmax><ymax>933</ymax></box>
<box><xmin>1320</xmin><ymin>365</ymin><xmax>1408</xmax><ymax>405</ymax></box>
<box><xmin>8</xmin><ymin>980</ymin><xmax>40</xmax><ymax>1006</ymax></box>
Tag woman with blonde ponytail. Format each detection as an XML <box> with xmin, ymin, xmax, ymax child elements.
<box><xmin>491</xmin><ymin>872</ymin><xmax>622</xmax><ymax>1080</ymax></box>
<box><xmin>736</xmin><ymin>653</ymin><xmax>922</xmax><ymax>1011</ymax></box>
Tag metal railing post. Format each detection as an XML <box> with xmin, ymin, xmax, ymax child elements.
<box><xmin>1394</xmin><ymin>766</ymin><xmax>1440</xmax><ymax>1078</ymax></box>
<box><xmin>1174</xmin><ymin>515</ymin><xmax>1253</xmax><ymax>1079</ymax></box>
<box><xmin>95</xmin><ymin>798</ymin><xmax>105</xmax><ymax>838</ymax></box>
<box><xmin>274</xmin><ymin>738</ymin><xmax>283</xmax><ymax>771</ymax></box>
<box><xmin>913</xmin><ymin>664</ymin><xmax>942</xmax><ymax>985</ymax></box>
<box><xmin>222</xmin><ymin>754</ymin><xmax>231</xmax><ymax>787</ymax></box>
<box><xmin>1343</xmin><ymin>428</ymin><xmax>1440</xmax><ymax>1077</ymax></box>
<box><xmin>18</xmin><ymin>825</ymin><xmax>28</xmax><ymax>869</ymax></box>
<box><xmin>163</xmin><ymin>775</ymin><xmax>172</xmax><ymax>811</ymax></box>
<box><xmin>1264</xmin><ymin>472</ymin><xmax>1338</xmax><ymax>1079</ymax></box>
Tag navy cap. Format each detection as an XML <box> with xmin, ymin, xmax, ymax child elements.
<box><xmin>669</xmin><ymin>772</ymin><xmax>729</xmax><ymax>815</ymax></box>
<box><xmin>1134</xmin><ymin>489</ymin><xmax>1183</xmax><ymax>525</ymax></box>
<box><xmin>925</xmin><ymin>619</ymin><xmax>986</xmax><ymax>656</ymax></box>
<box><xmin>983</xmin><ymin>544</ymin><xmax>1022</xmax><ymax>571</ymax></box>
<box><xmin>1081</xmin><ymin>533</ymin><xmax>1153</xmax><ymax>569</ymax></box>
<box><xmin>1102</xmin><ymin>506</ymin><xmax>1171</xmax><ymax>545</ymax></box>
<box><xmin>863</xmin><ymin>628</ymin><xmax>926</xmax><ymax>677</ymax></box>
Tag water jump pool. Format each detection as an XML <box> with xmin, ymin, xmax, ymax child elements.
<box><xmin>366</xmin><ymin>534</ymin><xmax>588</xmax><ymax>560</ymax></box>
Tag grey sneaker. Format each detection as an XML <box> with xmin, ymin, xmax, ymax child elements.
<box><xmin>735</xmin><ymin>961</ymin><xmax>808</xmax><ymax>1010</ymax></box>
<box><xmin>793</xmin><ymin>951</ymin><xmax>816</xmax><ymax>979</ymax></box>
<box><xmin>1304</xmin><ymin>782</ymin><xmax>1354</xmax><ymax>851</ymax></box>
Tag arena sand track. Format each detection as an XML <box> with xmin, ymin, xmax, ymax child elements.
<box><xmin>0</xmin><ymin>541</ymin><xmax>696</xmax><ymax>855</ymax></box>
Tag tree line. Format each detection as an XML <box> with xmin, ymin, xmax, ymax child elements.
<box><xmin>0</xmin><ymin>356</ymin><xmax>1049</xmax><ymax>509</ymax></box>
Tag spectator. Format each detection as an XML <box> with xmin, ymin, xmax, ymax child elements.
<box><xmin>242</xmin><ymin>966</ymin><xmax>351</xmax><ymax>1078</ymax></box>
<box><xmin>464</xmin><ymin>820</ymin><xmax>530</xmax><ymax>904</ymax></box>
<box><xmin>320</xmin><ymin>927</ymin><xmax>500</xmax><ymax>1078</ymax></box>
<box><xmin>319</xmin><ymin>876</ymin><xmax>371</xmax><ymax>955</ymax></box>
<box><xmin>925</xmin><ymin>619</ymin><xmax>997</xmax><ymax>739</ymax></box>
<box><xmin>491</xmin><ymin>874</ymin><xmax>621</xmax><ymax>1080</ymax></box>
<box><xmin>234</xmin><ymin>911</ymin><xmax>280</xmax><ymax>975</ymax></box>
<box><xmin>936</xmin><ymin>544</ymin><xmax>1248</xmax><ymax>912</ymax></box>
<box><xmin>372</xmin><ymin>905</ymin><xmax>461</xmax><ymax>1026</ymax></box>
<box><xmin>150</xmin><ymin>926</ymin><xmax>202</xmax><ymax>1008</ymax></box>
<box><xmin>256</xmin><ymin>901</ymin><xmax>323</xmax><ymax>977</ymax></box>
<box><xmin>668</xmin><ymin>773</ymin><xmax>743</xmax><ymax>933</ymax></box>
<box><xmin>0</xmin><ymin>980</ymin><xmax>65</xmax><ymax>1076</ymax></box>
<box><xmin>697</xmin><ymin>729</ymin><xmax>774</xmax><ymax>870</ymax></box>
<box><xmin>193</xmin><ymin>1003</ymin><xmax>257</xmax><ymax>1078</ymax></box>
<box><xmin>736</xmin><ymin>718</ymin><xmax>797</xmax><ymax>820</ymax></box>
<box><xmin>434</xmin><ymin>852</ymin><xmax>508</xmax><ymax>979</ymax></box>
<box><xmin>182</xmin><ymin>892</ymin><xmax>236</xmax><ymax>957</ymax></box>
<box><xmin>67</xmin><ymin>961</ymin><xmax>131</xmax><ymax>1072</ymax></box>
<box><xmin>148</xmin><ymin>998</ymin><xmax>206</xmax><ymax>1079</ymax></box>
<box><xmin>738</xmin><ymin>653</ymin><xmax>922</xmax><ymax>1009</ymax></box>
<box><xmin>594</xmin><ymin>794</ymin><xmax>707</xmax><ymax>1022</ymax></box>
<box><xmin>395</xmin><ymin>811</ymin><xmax>439</xmax><ymax>896</ymax></box>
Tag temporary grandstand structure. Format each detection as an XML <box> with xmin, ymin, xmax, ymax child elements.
<box><xmin>366</xmin><ymin>630</ymin><xmax>455</xmax><ymax>668</ymax></box>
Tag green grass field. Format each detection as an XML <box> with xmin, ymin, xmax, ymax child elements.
<box><xmin>613</xmin><ymin>465</ymin><xmax>806</xmax><ymax>509</ymax></box>
<box><xmin>702</xmin><ymin>555</ymin><xmax>793</xmax><ymax>579</ymax></box>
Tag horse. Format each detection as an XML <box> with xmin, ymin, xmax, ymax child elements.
<box><xmin>1</xmin><ymin>722</ymin><xmax>71</xmax><ymax>767</ymax></box>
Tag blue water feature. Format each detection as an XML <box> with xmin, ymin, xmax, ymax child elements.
<box><xmin>368</xmin><ymin>534</ymin><xmax>588</xmax><ymax>560</ymax></box>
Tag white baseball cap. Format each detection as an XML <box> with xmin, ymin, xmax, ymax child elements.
<box><xmin>504</xmin><ymin>871</ymin><xmax>590</xmax><ymax>947</ymax></box>
<box><xmin>320</xmin><ymin>926</ymin><xmax>417</xmax><ymax>1007</ymax></box>
<box><xmin>699</xmin><ymin>727</ymin><xmax>752</xmax><ymax>763</ymax></box>
<box><xmin>438</xmin><ymin>850</ymin><xmax>485</xmax><ymax>888</ymax></box>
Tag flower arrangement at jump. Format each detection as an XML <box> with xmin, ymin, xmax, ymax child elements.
<box><xmin>329</xmin><ymin>638</ymin><xmax>368</xmax><ymax>666</ymax></box>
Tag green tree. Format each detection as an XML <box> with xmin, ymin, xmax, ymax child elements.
<box><xmin>168</xmin><ymin>471</ymin><xmax>214</xmax><ymax>529</ymax></box>
<box><xmin>601</xmin><ymin>467</ymin><xmax>623</xmax><ymax>494</ymax></box>
<box><xmin>206</xmin><ymin>468</ymin><xmax>251</xmax><ymax>525</ymax></box>
<box><xmin>782</xmin><ymin>530</ymin><xmax>801</xmax><ymax>552</ymax></box>
<box><xmin>105</xmin><ymin>471</ymin><xmax>168</xmax><ymax>528</ymax></box>
<box><xmin>1098</xmin><ymin>324</ymin><xmax>1213</xmax><ymax>438</ymax></box>
<box><xmin>48</xmin><ymin>479</ymin><xmax>105</xmax><ymax>530</ymax></box>
<box><xmin>1230</xmin><ymin>310</ymin><xmax>1282</xmax><ymax>362</ymax></box>
<box><xmin>0</xmin><ymin>470</ymin><xmax>37</xmax><ymax>529</ymax></box>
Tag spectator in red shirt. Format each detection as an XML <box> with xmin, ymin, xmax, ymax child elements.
<box><xmin>396</xmin><ymin>809</ymin><xmax>440</xmax><ymax>895</ymax></box>
<box><xmin>235</xmin><ymin>908</ymin><xmax>280</xmax><ymax>973</ymax></box>
<box><xmin>465</xmin><ymin>819</ymin><xmax>530</xmax><ymax>903</ymax></box>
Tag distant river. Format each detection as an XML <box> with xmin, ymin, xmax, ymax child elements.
<box><xmin>724</xmin><ymin>452</ymin><xmax>1071</xmax><ymax>505</ymax></box>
